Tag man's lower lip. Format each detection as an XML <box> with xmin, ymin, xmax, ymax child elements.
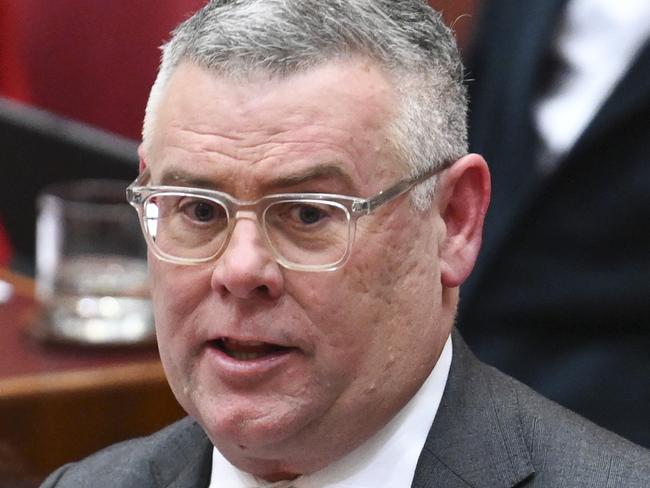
<box><xmin>204</xmin><ymin>343</ymin><xmax>297</xmax><ymax>381</ymax></box>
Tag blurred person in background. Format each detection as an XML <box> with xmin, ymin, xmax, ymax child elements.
<box><xmin>458</xmin><ymin>0</ymin><xmax>650</xmax><ymax>447</ymax></box>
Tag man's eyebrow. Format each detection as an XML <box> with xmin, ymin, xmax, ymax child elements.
<box><xmin>263</xmin><ymin>164</ymin><xmax>357</xmax><ymax>192</ymax></box>
<box><xmin>156</xmin><ymin>164</ymin><xmax>357</xmax><ymax>193</ymax></box>
<box><xmin>157</xmin><ymin>169</ymin><xmax>219</xmax><ymax>189</ymax></box>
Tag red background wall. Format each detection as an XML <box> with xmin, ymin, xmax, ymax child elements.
<box><xmin>0</xmin><ymin>0</ymin><xmax>207</xmax><ymax>139</ymax></box>
<box><xmin>0</xmin><ymin>0</ymin><xmax>477</xmax><ymax>141</ymax></box>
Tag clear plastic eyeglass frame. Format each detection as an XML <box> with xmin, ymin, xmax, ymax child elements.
<box><xmin>126</xmin><ymin>161</ymin><xmax>451</xmax><ymax>272</ymax></box>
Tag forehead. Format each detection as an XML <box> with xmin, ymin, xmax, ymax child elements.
<box><xmin>147</xmin><ymin>60</ymin><xmax>402</xmax><ymax>193</ymax></box>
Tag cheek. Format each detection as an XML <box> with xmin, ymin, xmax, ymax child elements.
<box><xmin>286</xmin><ymin>275</ymin><xmax>370</xmax><ymax>379</ymax></box>
<box><xmin>337</xmin><ymin>218</ymin><xmax>441</xmax><ymax>350</ymax></box>
<box><xmin>149</xmin><ymin>261</ymin><xmax>212</xmax><ymax>390</ymax></box>
<box><xmin>150</xmin><ymin>260</ymin><xmax>212</xmax><ymax>327</ymax></box>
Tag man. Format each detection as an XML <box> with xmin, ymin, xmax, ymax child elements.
<box><xmin>458</xmin><ymin>0</ymin><xmax>650</xmax><ymax>447</ymax></box>
<box><xmin>41</xmin><ymin>1</ymin><xmax>650</xmax><ymax>486</ymax></box>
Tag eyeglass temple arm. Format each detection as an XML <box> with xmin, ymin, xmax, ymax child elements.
<box><xmin>359</xmin><ymin>160</ymin><xmax>452</xmax><ymax>214</ymax></box>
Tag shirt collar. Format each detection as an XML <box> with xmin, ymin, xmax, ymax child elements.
<box><xmin>210</xmin><ymin>335</ymin><xmax>452</xmax><ymax>488</ymax></box>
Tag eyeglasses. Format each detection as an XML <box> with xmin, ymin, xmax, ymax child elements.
<box><xmin>126</xmin><ymin>162</ymin><xmax>451</xmax><ymax>272</ymax></box>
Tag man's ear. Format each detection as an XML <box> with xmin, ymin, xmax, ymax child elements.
<box><xmin>137</xmin><ymin>144</ymin><xmax>147</xmax><ymax>173</ymax></box>
<box><xmin>437</xmin><ymin>153</ymin><xmax>491</xmax><ymax>288</ymax></box>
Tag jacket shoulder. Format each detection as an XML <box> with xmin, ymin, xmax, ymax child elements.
<box><xmin>486</xmin><ymin>365</ymin><xmax>650</xmax><ymax>486</ymax></box>
<box><xmin>39</xmin><ymin>417</ymin><xmax>211</xmax><ymax>488</ymax></box>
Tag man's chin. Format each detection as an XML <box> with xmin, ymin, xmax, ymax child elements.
<box><xmin>198</xmin><ymin>400</ymin><xmax>313</xmax><ymax>453</ymax></box>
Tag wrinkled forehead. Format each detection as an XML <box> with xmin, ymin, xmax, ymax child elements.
<box><xmin>145</xmin><ymin>60</ymin><xmax>407</xmax><ymax>194</ymax></box>
<box><xmin>160</xmin><ymin>58</ymin><xmax>398</xmax><ymax>124</ymax></box>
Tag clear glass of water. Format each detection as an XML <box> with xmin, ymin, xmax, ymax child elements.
<box><xmin>35</xmin><ymin>179</ymin><xmax>154</xmax><ymax>345</ymax></box>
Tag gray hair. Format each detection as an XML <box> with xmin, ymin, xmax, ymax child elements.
<box><xmin>142</xmin><ymin>0</ymin><xmax>468</xmax><ymax>209</ymax></box>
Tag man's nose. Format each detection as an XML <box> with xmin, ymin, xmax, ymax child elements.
<box><xmin>210</xmin><ymin>217</ymin><xmax>284</xmax><ymax>300</ymax></box>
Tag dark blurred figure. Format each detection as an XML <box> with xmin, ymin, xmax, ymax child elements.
<box><xmin>458</xmin><ymin>0</ymin><xmax>650</xmax><ymax>447</ymax></box>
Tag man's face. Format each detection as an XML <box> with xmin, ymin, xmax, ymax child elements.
<box><xmin>145</xmin><ymin>60</ymin><xmax>455</xmax><ymax>476</ymax></box>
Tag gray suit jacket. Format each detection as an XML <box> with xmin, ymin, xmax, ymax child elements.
<box><xmin>40</xmin><ymin>332</ymin><xmax>650</xmax><ymax>487</ymax></box>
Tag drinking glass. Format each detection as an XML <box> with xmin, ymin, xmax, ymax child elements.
<box><xmin>35</xmin><ymin>179</ymin><xmax>154</xmax><ymax>345</ymax></box>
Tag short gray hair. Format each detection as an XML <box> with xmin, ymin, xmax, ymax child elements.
<box><xmin>142</xmin><ymin>0</ymin><xmax>467</xmax><ymax>209</ymax></box>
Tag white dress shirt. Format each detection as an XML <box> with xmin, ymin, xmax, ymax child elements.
<box><xmin>209</xmin><ymin>335</ymin><xmax>453</xmax><ymax>487</ymax></box>
<box><xmin>534</xmin><ymin>0</ymin><xmax>650</xmax><ymax>170</ymax></box>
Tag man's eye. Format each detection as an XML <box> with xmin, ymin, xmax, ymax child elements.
<box><xmin>294</xmin><ymin>205</ymin><xmax>327</xmax><ymax>225</ymax></box>
<box><xmin>180</xmin><ymin>199</ymin><xmax>222</xmax><ymax>223</ymax></box>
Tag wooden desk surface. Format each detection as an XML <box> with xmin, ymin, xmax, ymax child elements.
<box><xmin>0</xmin><ymin>269</ymin><xmax>186</xmax><ymax>482</ymax></box>
<box><xmin>0</xmin><ymin>268</ymin><xmax>163</xmax><ymax>394</ymax></box>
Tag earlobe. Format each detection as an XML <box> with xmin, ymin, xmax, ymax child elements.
<box><xmin>438</xmin><ymin>154</ymin><xmax>491</xmax><ymax>288</ymax></box>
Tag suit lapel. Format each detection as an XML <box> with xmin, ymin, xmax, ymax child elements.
<box><xmin>412</xmin><ymin>331</ymin><xmax>534</xmax><ymax>488</ymax></box>
<box><xmin>569</xmin><ymin>38</ymin><xmax>650</xmax><ymax>160</ymax></box>
<box><xmin>148</xmin><ymin>419</ymin><xmax>213</xmax><ymax>488</ymax></box>
<box><xmin>500</xmin><ymin>0</ymin><xmax>567</xmax><ymax>141</ymax></box>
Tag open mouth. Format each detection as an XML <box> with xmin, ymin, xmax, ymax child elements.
<box><xmin>212</xmin><ymin>338</ymin><xmax>293</xmax><ymax>361</ymax></box>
